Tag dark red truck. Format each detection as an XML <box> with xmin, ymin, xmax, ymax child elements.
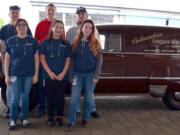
<box><xmin>1</xmin><ymin>24</ymin><xmax>180</xmax><ymax>110</ymax></box>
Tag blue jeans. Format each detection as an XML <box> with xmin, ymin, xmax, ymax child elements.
<box><xmin>68</xmin><ymin>72</ymin><xmax>96</xmax><ymax>124</ymax></box>
<box><xmin>6</xmin><ymin>85</ymin><xmax>10</xmax><ymax>107</ymax></box>
<box><xmin>76</xmin><ymin>93</ymin><xmax>96</xmax><ymax>113</ymax></box>
<box><xmin>9</xmin><ymin>76</ymin><xmax>32</xmax><ymax>121</ymax></box>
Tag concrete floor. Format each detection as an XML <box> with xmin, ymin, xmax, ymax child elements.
<box><xmin>0</xmin><ymin>91</ymin><xmax>180</xmax><ymax>135</ymax></box>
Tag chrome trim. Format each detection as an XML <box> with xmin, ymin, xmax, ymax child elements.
<box><xmin>99</xmin><ymin>76</ymin><xmax>148</xmax><ymax>79</ymax></box>
<box><xmin>99</xmin><ymin>76</ymin><xmax>180</xmax><ymax>80</ymax></box>
<box><xmin>104</xmin><ymin>51</ymin><xmax>180</xmax><ymax>56</ymax></box>
<box><xmin>101</xmin><ymin>73</ymin><xmax>114</xmax><ymax>75</ymax></box>
<box><xmin>149</xmin><ymin>77</ymin><xmax>180</xmax><ymax>80</ymax></box>
<box><xmin>149</xmin><ymin>85</ymin><xmax>167</xmax><ymax>97</ymax></box>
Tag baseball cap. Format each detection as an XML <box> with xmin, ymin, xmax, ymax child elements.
<box><xmin>9</xmin><ymin>5</ymin><xmax>20</xmax><ymax>11</ymax></box>
<box><xmin>76</xmin><ymin>7</ymin><xmax>87</xmax><ymax>14</ymax></box>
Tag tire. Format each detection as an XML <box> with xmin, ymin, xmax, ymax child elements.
<box><xmin>162</xmin><ymin>91</ymin><xmax>180</xmax><ymax>110</ymax></box>
<box><xmin>0</xmin><ymin>78</ymin><xmax>38</xmax><ymax>111</ymax></box>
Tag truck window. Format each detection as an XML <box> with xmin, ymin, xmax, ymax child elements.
<box><xmin>99</xmin><ymin>33</ymin><xmax>122</xmax><ymax>52</ymax></box>
<box><xmin>108</xmin><ymin>34</ymin><xmax>121</xmax><ymax>51</ymax></box>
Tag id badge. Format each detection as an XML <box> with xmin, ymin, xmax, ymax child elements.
<box><xmin>10</xmin><ymin>76</ymin><xmax>17</xmax><ymax>83</ymax></box>
<box><xmin>43</xmin><ymin>79</ymin><xmax>45</xmax><ymax>87</ymax></box>
<box><xmin>72</xmin><ymin>78</ymin><xmax>77</xmax><ymax>85</ymax></box>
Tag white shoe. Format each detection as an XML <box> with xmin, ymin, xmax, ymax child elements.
<box><xmin>22</xmin><ymin>120</ymin><xmax>30</xmax><ymax>128</ymax></box>
<box><xmin>8</xmin><ymin>120</ymin><xmax>16</xmax><ymax>130</ymax></box>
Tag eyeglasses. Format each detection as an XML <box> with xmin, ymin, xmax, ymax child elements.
<box><xmin>17</xmin><ymin>24</ymin><xmax>26</xmax><ymax>27</ymax></box>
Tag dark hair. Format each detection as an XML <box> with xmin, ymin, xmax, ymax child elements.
<box><xmin>46</xmin><ymin>3</ymin><xmax>56</xmax><ymax>9</ymax></box>
<box><xmin>14</xmin><ymin>18</ymin><xmax>29</xmax><ymax>33</ymax></box>
<box><xmin>9</xmin><ymin>5</ymin><xmax>20</xmax><ymax>11</ymax></box>
<box><xmin>48</xmin><ymin>20</ymin><xmax>64</xmax><ymax>44</ymax></box>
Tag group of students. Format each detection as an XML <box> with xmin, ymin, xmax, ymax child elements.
<box><xmin>0</xmin><ymin>3</ymin><xmax>102</xmax><ymax>131</ymax></box>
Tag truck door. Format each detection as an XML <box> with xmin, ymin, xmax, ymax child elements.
<box><xmin>96</xmin><ymin>33</ymin><xmax>127</xmax><ymax>93</ymax></box>
<box><xmin>124</xmin><ymin>31</ymin><xmax>162</xmax><ymax>93</ymax></box>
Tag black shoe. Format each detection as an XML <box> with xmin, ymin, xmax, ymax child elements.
<box><xmin>56</xmin><ymin>118</ymin><xmax>63</xmax><ymax>127</ymax></box>
<box><xmin>91</xmin><ymin>111</ymin><xmax>100</xmax><ymax>118</ymax></box>
<box><xmin>5</xmin><ymin>108</ymin><xmax>10</xmax><ymax>119</ymax></box>
<box><xmin>47</xmin><ymin>118</ymin><xmax>55</xmax><ymax>127</ymax></box>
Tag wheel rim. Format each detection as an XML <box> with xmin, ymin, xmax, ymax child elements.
<box><xmin>174</xmin><ymin>92</ymin><xmax>180</xmax><ymax>101</ymax></box>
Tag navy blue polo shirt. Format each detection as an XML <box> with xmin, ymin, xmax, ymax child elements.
<box><xmin>74</xmin><ymin>40</ymin><xmax>97</xmax><ymax>73</ymax></box>
<box><xmin>0</xmin><ymin>24</ymin><xmax>32</xmax><ymax>41</ymax></box>
<box><xmin>39</xmin><ymin>38</ymin><xmax>73</xmax><ymax>80</ymax></box>
<box><xmin>5</xmin><ymin>35</ymin><xmax>38</xmax><ymax>76</ymax></box>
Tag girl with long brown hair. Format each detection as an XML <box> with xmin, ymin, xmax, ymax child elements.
<box><xmin>67</xmin><ymin>19</ymin><xmax>103</xmax><ymax>130</ymax></box>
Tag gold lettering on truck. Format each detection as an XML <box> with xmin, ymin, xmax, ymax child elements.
<box><xmin>132</xmin><ymin>32</ymin><xmax>163</xmax><ymax>45</ymax></box>
<box><xmin>152</xmin><ymin>39</ymin><xmax>170</xmax><ymax>44</ymax></box>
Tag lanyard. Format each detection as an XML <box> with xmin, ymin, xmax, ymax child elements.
<box><xmin>16</xmin><ymin>37</ymin><xmax>28</xmax><ymax>55</ymax></box>
<box><xmin>49</xmin><ymin>40</ymin><xmax>61</xmax><ymax>58</ymax></box>
<box><xmin>81</xmin><ymin>39</ymin><xmax>88</xmax><ymax>55</ymax></box>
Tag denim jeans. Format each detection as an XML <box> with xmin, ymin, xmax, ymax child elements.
<box><xmin>68</xmin><ymin>72</ymin><xmax>96</xmax><ymax>124</ymax></box>
<box><xmin>6</xmin><ymin>85</ymin><xmax>10</xmax><ymax>107</ymax></box>
<box><xmin>76</xmin><ymin>92</ymin><xmax>96</xmax><ymax>113</ymax></box>
<box><xmin>3</xmin><ymin>67</ymin><xmax>22</xmax><ymax>108</ymax></box>
<box><xmin>9</xmin><ymin>76</ymin><xmax>32</xmax><ymax>121</ymax></box>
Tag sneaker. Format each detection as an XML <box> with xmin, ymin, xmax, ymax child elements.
<box><xmin>82</xmin><ymin>120</ymin><xmax>88</xmax><ymax>127</ymax></box>
<box><xmin>55</xmin><ymin>118</ymin><xmax>63</xmax><ymax>127</ymax></box>
<box><xmin>66</xmin><ymin>123</ymin><xmax>75</xmax><ymax>131</ymax></box>
<box><xmin>5</xmin><ymin>108</ymin><xmax>10</xmax><ymax>119</ymax></box>
<box><xmin>8</xmin><ymin>120</ymin><xmax>16</xmax><ymax>130</ymax></box>
<box><xmin>91</xmin><ymin>111</ymin><xmax>100</xmax><ymax>118</ymax></box>
<box><xmin>47</xmin><ymin>118</ymin><xmax>55</xmax><ymax>127</ymax></box>
<box><xmin>35</xmin><ymin>110</ymin><xmax>45</xmax><ymax>118</ymax></box>
<box><xmin>21</xmin><ymin>120</ymin><xmax>30</xmax><ymax>128</ymax></box>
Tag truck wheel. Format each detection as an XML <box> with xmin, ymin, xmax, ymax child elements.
<box><xmin>162</xmin><ymin>91</ymin><xmax>180</xmax><ymax>110</ymax></box>
<box><xmin>0</xmin><ymin>80</ymin><xmax>38</xmax><ymax>111</ymax></box>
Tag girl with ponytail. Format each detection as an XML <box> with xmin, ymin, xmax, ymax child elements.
<box><xmin>39</xmin><ymin>20</ymin><xmax>72</xmax><ymax>127</ymax></box>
